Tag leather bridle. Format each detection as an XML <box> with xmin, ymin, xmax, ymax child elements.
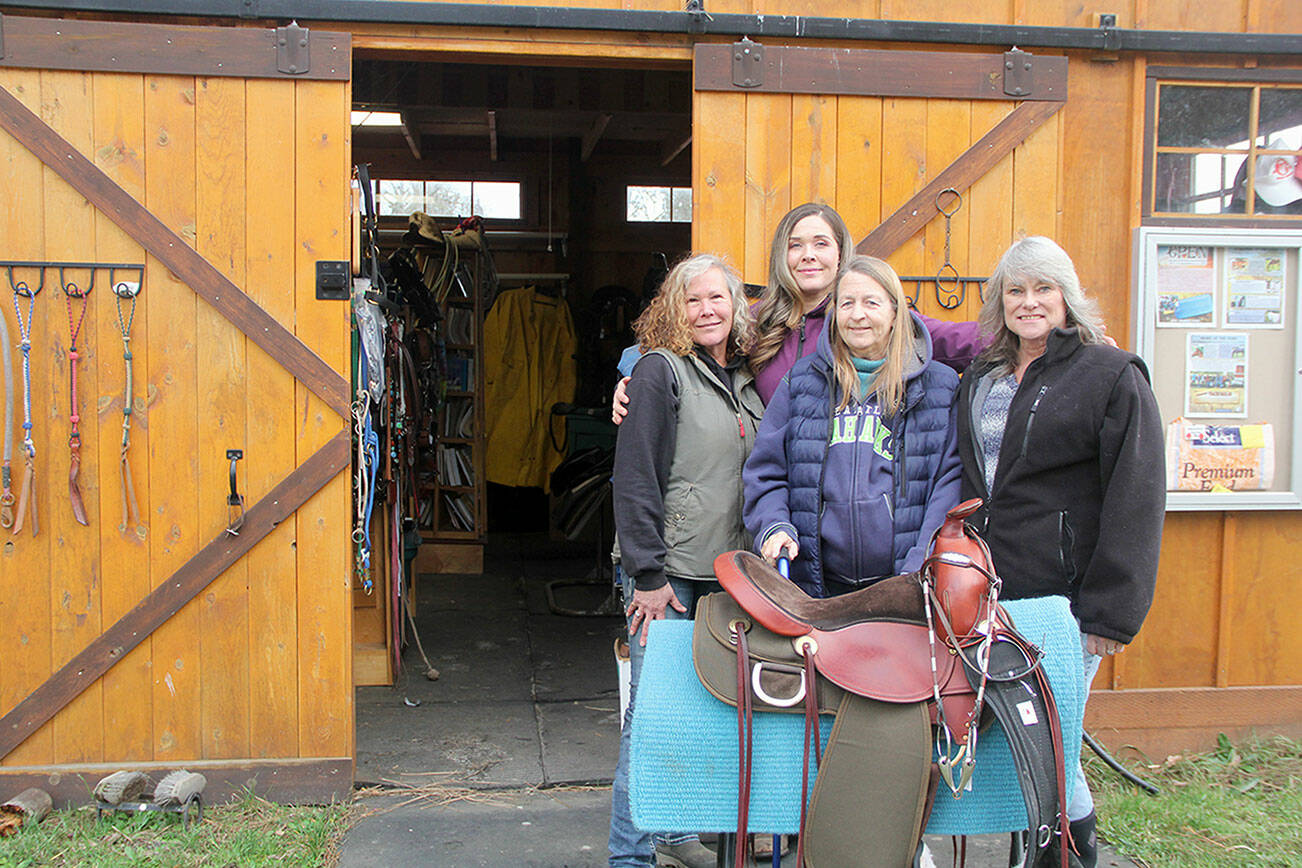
<box><xmin>61</xmin><ymin>267</ymin><xmax>91</xmax><ymax>526</ymax></box>
<box><xmin>10</xmin><ymin>266</ymin><xmax>41</xmax><ymax>536</ymax></box>
<box><xmin>112</xmin><ymin>269</ymin><xmax>143</xmax><ymax>534</ymax></box>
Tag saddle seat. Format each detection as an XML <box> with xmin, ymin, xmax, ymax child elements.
<box><xmin>713</xmin><ymin>550</ymin><xmax>973</xmax><ymax>708</ymax></box>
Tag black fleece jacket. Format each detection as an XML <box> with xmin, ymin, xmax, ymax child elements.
<box><xmin>956</xmin><ymin>328</ymin><xmax>1165</xmax><ymax>644</ymax></box>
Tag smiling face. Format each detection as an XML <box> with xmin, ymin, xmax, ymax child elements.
<box><xmin>835</xmin><ymin>271</ymin><xmax>896</xmax><ymax>360</ymax></box>
<box><xmin>786</xmin><ymin>214</ymin><xmax>841</xmax><ymax>304</ymax></box>
<box><xmin>1002</xmin><ymin>275</ymin><xmax>1068</xmax><ymax>348</ymax></box>
<box><xmin>685</xmin><ymin>266</ymin><xmax>735</xmax><ymax>363</ymax></box>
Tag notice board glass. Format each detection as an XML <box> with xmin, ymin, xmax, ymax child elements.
<box><xmin>1133</xmin><ymin>227</ymin><xmax>1302</xmax><ymax>510</ymax></box>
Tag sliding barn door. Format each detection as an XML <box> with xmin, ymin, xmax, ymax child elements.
<box><xmin>693</xmin><ymin>42</ymin><xmax>1067</xmax><ymax>322</ymax></box>
<box><xmin>0</xmin><ymin>16</ymin><xmax>354</xmax><ymax>801</ymax></box>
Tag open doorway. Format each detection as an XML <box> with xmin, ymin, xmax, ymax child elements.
<box><xmin>349</xmin><ymin>55</ymin><xmax>691</xmax><ymax>791</ymax></box>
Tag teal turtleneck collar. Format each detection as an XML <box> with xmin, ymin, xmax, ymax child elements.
<box><xmin>852</xmin><ymin>356</ymin><xmax>885</xmax><ymax>400</ymax></box>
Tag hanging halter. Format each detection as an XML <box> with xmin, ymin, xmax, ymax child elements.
<box><xmin>0</xmin><ymin>270</ymin><xmax>13</xmax><ymax>530</ymax></box>
<box><xmin>62</xmin><ymin>267</ymin><xmax>92</xmax><ymax>526</ymax></box>
<box><xmin>112</xmin><ymin>269</ymin><xmax>143</xmax><ymax>533</ymax></box>
<box><xmin>10</xmin><ymin>266</ymin><xmax>42</xmax><ymax>536</ymax></box>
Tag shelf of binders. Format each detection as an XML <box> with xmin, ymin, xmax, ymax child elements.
<box><xmin>421</xmin><ymin>249</ymin><xmax>486</xmax><ymax>552</ymax></box>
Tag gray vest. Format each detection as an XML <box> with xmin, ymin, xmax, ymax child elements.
<box><xmin>615</xmin><ymin>350</ymin><xmax>765</xmax><ymax>580</ymax></box>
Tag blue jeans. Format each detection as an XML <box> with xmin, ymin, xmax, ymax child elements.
<box><xmin>608</xmin><ymin>569</ymin><xmax>721</xmax><ymax>867</ymax></box>
<box><xmin>1069</xmin><ymin>646</ymin><xmax>1103</xmax><ymax>821</ymax></box>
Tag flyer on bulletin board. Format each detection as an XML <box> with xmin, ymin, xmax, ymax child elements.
<box><xmin>1165</xmin><ymin>418</ymin><xmax>1275</xmax><ymax>491</ymax></box>
<box><xmin>1185</xmin><ymin>332</ymin><xmax>1248</xmax><ymax>417</ymax></box>
<box><xmin>1223</xmin><ymin>248</ymin><xmax>1285</xmax><ymax>328</ymax></box>
<box><xmin>1156</xmin><ymin>245</ymin><xmax>1216</xmax><ymax>326</ymax></box>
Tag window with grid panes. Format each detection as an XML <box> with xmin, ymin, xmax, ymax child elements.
<box><xmin>1150</xmin><ymin>81</ymin><xmax>1302</xmax><ymax>219</ymax></box>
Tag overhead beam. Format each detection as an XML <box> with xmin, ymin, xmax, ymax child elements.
<box><xmin>399</xmin><ymin>110</ymin><xmax>422</xmax><ymax>160</ymax></box>
<box><xmin>5</xmin><ymin>2</ymin><xmax>1300</xmax><ymax>56</ymax></box>
<box><xmin>581</xmin><ymin>113</ymin><xmax>612</xmax><ymax>162</ymax></box>
<box><xmin>661</xmin><ymin>133</ymin><xmax>691</xmax><ymax>167</ymax></box>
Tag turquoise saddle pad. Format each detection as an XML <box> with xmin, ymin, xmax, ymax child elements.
<box><xmin>630</xmin><ymin>595</ymin><xmax>1083</xmax><ymax>836</ymax></box>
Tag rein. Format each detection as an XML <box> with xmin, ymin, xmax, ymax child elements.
<box><xmin>112</xmin><ymin>270</ymin><xmax>143</xmax><ymax>533</ymax></box>
<box><xmin>10</xmin><ymin>267</ymin><xmax>41</xmax><ymax>536</ymax></box>
<box><xmin>62</xmin><ymin>267</ymin><xmax>91</xmax><ymax>526</ymax></box>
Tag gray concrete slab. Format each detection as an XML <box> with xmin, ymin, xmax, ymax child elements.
<box><xmin>340</xmin><ymin>786</ymin><xmax>1139</xmax><ymax>868</ymax></box>
<box><xmin>357</xmin><ymin>698</ymin><xmax>544</xmax><ymax>787</ymax></box>
<box><xmin>343</xmin><ymin>786</ymin><xmax>612</xmax><ymax>868</ymax></box>
<box><xmin>417</xmin><ymin>571</ymin><xmax>526</xmax><ymax>612</ymax></box>
<box><xmin>537</xmin><ymin>699</ymin><xmax>621</xmax><ymax>785</ymax></box>
<box><xmin>406</xmin><ymin>609</ymin><xmax>535</xmax><ymax>703</ymax></box>
<box><xmin>529</xmin><ymin>613</ymin><xmax>623</xmax><ymax>702</ymax></box>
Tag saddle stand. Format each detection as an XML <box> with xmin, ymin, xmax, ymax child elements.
<box><xmin>697</xmin><ymin>499</ymin><xmax>1074</xmax><ymax>868</ymax></box>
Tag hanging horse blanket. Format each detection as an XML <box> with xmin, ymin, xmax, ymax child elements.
<box><xmin>630</xmin><ymin>595</ymin><xmax>1084</xmax><ymax>837</ymax></box>
<box><xmin>483</xmin><ymin>287</ymin><xmax>578</xmax><ymax>491</ymax></box>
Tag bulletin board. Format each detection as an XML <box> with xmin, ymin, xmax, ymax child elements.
<box><xmin>1133</xmin><ymin>227</ymin><xmax>1302</xmax><ymax>510</ymax></box>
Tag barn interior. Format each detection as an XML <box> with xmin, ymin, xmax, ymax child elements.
<box><xmin>348</xmin><ymin>55</ymin><xmax>695</xmax><ymax>794</ymax></box>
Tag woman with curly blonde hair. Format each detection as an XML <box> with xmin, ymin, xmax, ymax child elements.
<box><xmin>608</xmin><ymin>253</ymin><xmax>765</xmax><ymax>868</ymax></box>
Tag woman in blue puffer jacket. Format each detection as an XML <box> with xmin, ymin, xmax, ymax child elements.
<box><xmin>743</xmin><ymin>255</ymin><xmax>962</xmax><ymax>597</ymax></box>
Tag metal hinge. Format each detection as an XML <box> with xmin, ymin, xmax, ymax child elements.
<box><xmin>732</xmin><ymin>37</ymin><xmax>763</xmax><ymax>88</ymax></box>
<box><xmin>1003</xmin><ymin>48</ymin><xmax>1033</xmax><ymax>97</ymax></box>
<box><xmin>276</xmin><ymin>21</ymin><xmax>310</xmax><ymax>76</ymax></box>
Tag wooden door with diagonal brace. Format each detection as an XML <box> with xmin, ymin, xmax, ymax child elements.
<box><xmin>693</xmin><ymin>42</ymin><xmax>1068</xmax><ymax>320</ymax></box>
<box><xmin>0</xmin><ymin>16</ymin><xmax>354</xmax><ymax>800</ymax></box>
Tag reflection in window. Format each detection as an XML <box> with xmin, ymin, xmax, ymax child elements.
<box><xmin>377</xmin><ymin>180</ymin><xmax>425</xmax><ymax>217</ymax></box>
<box><xmin>375</xmin><ymin>179</ymin><xmax>521</xmax><ymax>220</ymax></box>
<box><xmin>1152</xmin><ymin>82</ymin><xmax>1302</xmax><ymax>218</ymax></box>
<box><xmin>627</xmin><ymin>185</ymin><xmax>692</xmax><ymax>223</ymax></box>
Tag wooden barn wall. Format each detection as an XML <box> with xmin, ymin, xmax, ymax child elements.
<box><xmin>689</xmin><ymin>49</ymin><xmax>1302</xmax><ymax>751</ymax></box>
<box><xmin>340</xmin><ymin>3</ymin><xmax>1302</xmax><ymax>755</ymax></box>
<box><xmin>0</xmin><ymin>68</ymin><xmax>353</xmax><ymax>776</ymax></box>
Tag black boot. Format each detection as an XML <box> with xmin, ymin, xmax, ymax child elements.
<box><xmin>1068</xmin><ymin>813</ymin><xmax>1098</xmax><ymax>868</ymax></box>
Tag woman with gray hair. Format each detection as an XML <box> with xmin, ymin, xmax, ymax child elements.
<box><xmin>955</xmin><ymin>236</ymin><xmax>1165</xmax><ymax>868</ymax></box>
<box><xmin>608</xmin><ymin>253</ymin><xmax>765</xmax><ymax>868</ymax></box>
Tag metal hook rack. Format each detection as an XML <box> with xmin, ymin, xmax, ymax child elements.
<box><xmin>1</xmin><ymin>260</ymin><xmax>145</xmax><ymax>297</ymax></box>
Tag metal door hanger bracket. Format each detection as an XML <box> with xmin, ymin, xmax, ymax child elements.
<box><xmin>1003</xmin><ymin>48</ymin><xmax>1033</xmax><ymax>97</ymax></box>
<box><xmin>732</xmin><ymin>36</ymin><xmax>763</xmax><ymax>88</ymax></box>
<box><xmin>276</xmin><ymin>21</ymin><xmax>310</xmax><ymax>75</ymax></box>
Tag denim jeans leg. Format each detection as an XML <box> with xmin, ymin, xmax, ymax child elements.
<box><xmin>608</xmin><ymin>566</ymin><xmax>654</xmax><ymax>867</ymax></box>
<box><xmin>1068</xmin><ymin>647</ymin><xmax>1103</xmax><ymax>821</ymax></box>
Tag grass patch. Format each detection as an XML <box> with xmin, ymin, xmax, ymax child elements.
<box><xmin>0</xmin><ymin>790</ymin><xmax>351</xmax><ymax>868</ymax></box>
<box><xmin>1087</xmin><ymin>734</ymin><xmax>1302</xmax><ymax>868</ymax></box>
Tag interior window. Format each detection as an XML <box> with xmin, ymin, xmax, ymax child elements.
<box><xmin>375</xmin><ymin>179</ymin><xmax>521</xmax><ymax>220</ymax></box>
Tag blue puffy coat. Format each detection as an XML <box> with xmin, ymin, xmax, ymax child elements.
<box><xmin>743</xmin><ymin>311</ymin><xmax>962</xmax><ymax>596</ymax></box>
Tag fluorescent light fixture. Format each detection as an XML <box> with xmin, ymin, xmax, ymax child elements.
<box><xmin>352</xmin><ymin>110</ymin><xmax>404</xmax><ymax>127</ymax></box>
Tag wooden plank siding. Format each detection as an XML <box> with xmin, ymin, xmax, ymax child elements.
<box><xmin>687</xmin><ymin>40</ymin><xmax>1302</xmax><ymax>756</ymax></box>
<box><xmin>0</xmin><ymin>68</ymin><xmax>55</xmax><ymax>768</ymax></box>
<box><xmin>0</xmin><ymin>67</ymin><xmax>351</xmax><ymax>785</ymax></box>
<box><xmin>0</xmin><ymin>0</ymin><xmax>1294</xmax><ymax>780</ymax></box>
